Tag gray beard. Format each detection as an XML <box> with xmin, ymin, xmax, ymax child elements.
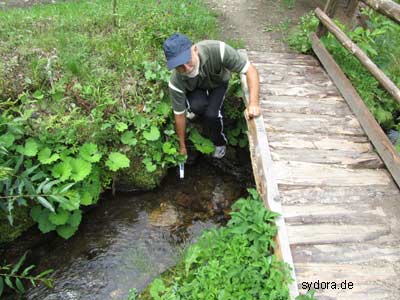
<box><xmin>183</xmin><ymin>60</ymin><xmax>200</xmax><ymax>78</ymax></box>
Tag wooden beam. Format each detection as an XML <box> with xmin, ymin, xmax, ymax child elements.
<box><xmin>317</xmin><ymin>0</ymin><xmax>340</xmax><ymax>37</ymax></box>
<box><xmin>310</xmin><ymin>32</ymin><xmax>400</xmax><ymax>188</ymax></box>
<box><xmin>239</xmin><ymin>49</ymin><xmax>299</xmax><ymax>299</ymax></box>
<box><xmin>346</xmin><ymin>0</ymin><xmax>360</xmax><ymax>17</ymax></box>
<box><xmin>315</xmin><ymin>7</ymin><xmax>400</xmax><ymax>104</ymax></box>
<box><xmin>360</xmin><ymin>0</ymin><xmax>400</xmax><ymax>24</ymax></box>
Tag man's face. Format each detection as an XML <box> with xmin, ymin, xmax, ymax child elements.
<box><xmin>176</xmin><ymin>46</ymin><xmax>199</xmax><ymax>77</ymax></box>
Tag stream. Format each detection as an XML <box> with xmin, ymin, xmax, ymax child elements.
<box><xmin>1</xmin><ymin>158</ymin><xmax>249</xmax><ymax>300</ymax></box>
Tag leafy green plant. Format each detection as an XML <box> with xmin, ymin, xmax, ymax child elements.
<box><xmin>0</xmin><ymin>252</ymin><xmax>54</xmax><ymax>297</ymax></box>
<box><xmin>139</xmin><ymin>189</ymin><xmax>292</xmax><ymax>300</ymax></box>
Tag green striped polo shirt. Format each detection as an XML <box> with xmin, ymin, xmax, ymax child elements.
<box><xmin>168</xmin><ymin>40</ymin><xmax>250</xmax><ymax>114</ymax></box>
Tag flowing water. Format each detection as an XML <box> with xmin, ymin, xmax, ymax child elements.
<box><xmin>1</xmin><ymin>159</ymin><xmax>247</xmax><ymax>300</ymax></box>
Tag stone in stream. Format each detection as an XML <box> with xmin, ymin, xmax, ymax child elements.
<box><xmin>148</xmin><ymin>202</ymin><xmax>180</xmax><ymax>227</ymax></box>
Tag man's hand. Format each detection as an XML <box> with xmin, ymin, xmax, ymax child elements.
<box><xmin>246</xmin><ymin>103</ymin><xmax>261</xmax><ymax>119</ymax></box>
<box><xmin>179</xmin><ymin>144</ymin><xmax>187</xmax><ymax>156</ymax></box>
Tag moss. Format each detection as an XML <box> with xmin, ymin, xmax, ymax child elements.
<box><xmin>117</xmin><ymin>154</ymin><xmax>167</xmax><ymax>191</ymax></box>
<box><xmin>0</xmin><ymin>205</ymin><xmax>35</xmax><ymax>244</ymax></box>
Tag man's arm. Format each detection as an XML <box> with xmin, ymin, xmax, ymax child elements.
<box><xmin>174</xmin><ymin>113</ymin><xmax>187</xmax><ymax>155</ymax></box>
<box><xmin>245</xmin><ymin>63</ymin><xmax>261</xmax><ymax>119</ymax></box>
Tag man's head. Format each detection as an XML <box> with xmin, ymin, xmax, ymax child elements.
<box><xmin>163</xmin><ymin>33</ymin><xmax>200</xmax><ymax>77</ymax></box>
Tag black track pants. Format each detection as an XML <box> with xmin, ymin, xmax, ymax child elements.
<box><xmin>186</xmin><ymin>84</ymin><xmax>228</xmax><ymax>146</ymax></box>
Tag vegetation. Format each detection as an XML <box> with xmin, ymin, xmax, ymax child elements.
<box><xmin>0</xmin><ymin>252</ymin><xmax>54</xmax><ymax>297</ymax></box>
<box><xmin>135</xmin><ymin>189</ymin><xmax>316</xmax><ymax>300</ymax></box>
<box><xmin>288</xmin><ymin>7</ymin><xmax>400</xmax><ymax>148</ymax></box>
<box><xmin>0</xmin><ymin>0</ymin><xmax>219</xmax><ymax>241</ymax></box>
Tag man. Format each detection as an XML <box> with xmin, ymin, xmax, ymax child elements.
<box><xmin>163</xmin><ymin>33</ymin><xmax>260</xmax><ymax>159</ymax></box>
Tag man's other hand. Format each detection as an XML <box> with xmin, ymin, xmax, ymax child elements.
<box><xmin>246</xmin><ymin>103</ymin><xmax>261</xmax><ymax>119</ymax></box>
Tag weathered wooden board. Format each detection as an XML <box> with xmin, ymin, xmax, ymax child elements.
<box><xmin>287</xmin><ymin>223</ymin><xmax>390</xmax><ymax>245</ymax></box>
<box><xmin>291</xmin><ymin>243</ymin><xmax>400</xmax><ymax>264</ymax></box>
<box><xmin>247</xmin><ymin>51</ymin><xmax>321</xmax><ymax>66</ymax></box>
<box><xmin>260</xmin><ymin>83</ymin><xmax>340</xmax><ymax>97</ymax></box>
<box><xmin>268</xmin><ymin>132</ymin><xmax>372</xmax><ymax>152</ymax></box>
<box><xmin>264</xmin><ymin>112</ymin><xmax>364</xmax><ymax>136</ymax></box>
<box><xmin>273</xmin><ymin>161</ymin><xmax>392</xmax><ymax>186</ymax></box>
<box><xmin>296</xmin><ymin>263</ymin><xmax>398</xmax><ymax>300</ymax></box>
<box><xmin>270</xmin><ymin>148</ymin><xmax>383</xmax><ymax>169</ymax></box>
<box><xmin>261</xmin><ymin>96</ymin><xmax>352</xmax><ymax>117</ymax></box>
<box><xmin>278</xmin><ymin>184</ymin><xmax>400</xmax><ymax>205</ymax></box>
<box><xmin>283</xmin><ymin>203</ymin><xmax>387</xmax><ymax>225</ymax></box>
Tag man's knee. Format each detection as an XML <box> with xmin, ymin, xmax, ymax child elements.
<box><xmin>190</xmin><ymin>101</ymin><xmax>208</xmax><ymax>115</ymax></box>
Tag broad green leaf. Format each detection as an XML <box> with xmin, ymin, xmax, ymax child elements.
<box><xmin>37</xmin><ymin>213</ymin><xmax>56</xmax><ymax>233</ymax></box>
<box><xmin>30</xmin><ymin>206</ymin><xmax>43</xmax><ymax>222</ymax></box>
<box><xmin>143</xmin><ymin>125</ymin><xmax>160</xmax><ymax>141</ymax></box>
<box><xmin>79</xmin><ymin>143</ymin><xmax>102</xmax><ymax>162</ymax></box>
<box><xmin>48</xmin><ymin>208</ymin><xmax>69</xmax><ymax>225</ymax></box>
<box><xmin>133</xmin><ymin>115</ymin><xmax>148</xmax><ymax>129</ymax></box>
<box><xmin>162</xmin><ymin>142</ymin><xmax>177</xmax><ymax>155</ymax></box>
<box><xmin>51</xmin><ymin>161</ymin><xmax>72</xmax><ymax>181</ymax></box>
<box><xmin>70</xmin><ymin>158</ymin><xmax>92</xmax><ymax>182</ymax></box>
<box><xmin>106</xmin><ymin>152</ymin><xmax>130</xmax><ymax>171</ymax></box>
<box><xmin>68</xmin><ymin>210</ymin><xmax>82</xmax><ymax>227</ymax></box>
<box><xmin>56</xmin><ymin>224</ymin><xmax>78</xmax><ymax>239</ymax></box>
<box><xmin>24</xmin><ymin>138</ymin><xmax>39</xmax><ymax>157</ymax></box>
<box><xmin>155</xmin><ymin>102</ymin><xmax>170</xmax><ymax>116</ymax></box>
<box><xmin>115</xmin><ymin>122</ymin><xmax>128</xmax><ymax>132</ymax></box>
<box><xmin>38</xmin><ymin>148</ymin><xmax>60</xmax><ymax>164</ymax></box>
<box><xmin>145</xmin><ymin>161</ymin><xmax>157</xmax><ymax>172</ymax></box>
<box><xmin>0</xmin><ymin>133</ymin><xmax>15</xmax><ymax>148</ymax></box>
<box><xmin>121</xmin><ymin>131</ymin><xmax>137</xmax><ymax>146</ymax></box>
<box><xmin>189</xmin><ymin>129</ymin><xmax>214</xmax><ymax>154</ymax></box>
<box><xmin>33</xmin><ymin>90</ymin><xmax>44</xmax><ymax>99</ymax></box>
<box><xmin>4</xmin><ymin>277</ymin><xmax>13</xmax><ymax>289</ymax></box>
<box><xmin>80</xmin><ymin>191</ymin><xmax>93</xmax><ymax>206</ymax></box>
<box><xmin>60</xmin><ymin>190</ymin><xmax>80</xmax><ymax>211</ymax></box>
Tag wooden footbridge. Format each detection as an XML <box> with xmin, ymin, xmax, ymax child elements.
<box><xmin>240</xmin><ymin>1</ymin><xmax>400</xmax><ymax>299</ymax></box>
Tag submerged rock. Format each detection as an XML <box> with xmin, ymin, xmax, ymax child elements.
<box><xmin>148</xmin><ymin>203</ymin><xmax>180</xmax><ymax>227</ymax></box>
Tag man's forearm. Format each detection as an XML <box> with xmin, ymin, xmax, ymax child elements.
<box><xmin>174</xmin><ymin>113</ymin><xmax>187</xmax><ymax>152</ymax></box>
<box><xmin>246</xmin><ymin>63</ymin><xmax>260</xmax><ymax>106</ymax></box>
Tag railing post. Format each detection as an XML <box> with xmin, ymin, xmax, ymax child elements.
<box><xmin>346</xmin><ymin>0</ymin><xmax>360</xmax><ymax>16</ymax></box>
<box><xmin>317</xmin><ymin>0</ymin><xmax>340</xmax><ymax>37</ymax></box>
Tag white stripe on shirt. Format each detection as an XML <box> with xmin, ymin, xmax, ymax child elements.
<box><xmin>220</xmin><ymin>41</ymin><xmax>225</xmax><ymax>62</ymax></box>
<box><xmin>240</xmin><ymin>60</ymin><xmax>250</xmax><ymax>74</ymax></box>
<box><xmin>168</xmin><ymin>81</ymin><xmax>184</xmax><ymax>93</ymax></box>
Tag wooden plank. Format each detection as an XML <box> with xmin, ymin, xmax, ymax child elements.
<box><xmin>296</xmin><ymin>263</ymin><xmax>398</xmax><ymax>300</ymax></box>
<box><xmin>247</xmin><ymin>51</ymin><xmax>318</xmax><ymax>61</ymax></box>
<box><xmin>268</xmin><ymin>132</ymin><xmax>372</xmax><ymax>152</ymax></box>
<box><xmin>283</xmin><ymin>203</ymin><xmax>387</xmax><ymax>225</ymax></box>
<box><xmin>246</xmin><ymin>53</ymin><xmax>321</xmax><ymax>67</ymax></box>
<box><xmin>260</xmin><ymin>83</ymin><xmax>340</xmax><ymax>98</ymax></box>
<box><xmin>360</xmin><ymin>0</ymin><xmax>400</xmax><ymax>24</ymax></box>
<box><xmin>287</xmin><ymin>223</ymin><xmax>390</xmax><ymax>245</ymax></box>
<box><xmin>311</xmin><ymin>32</ymin><xmax>400</xmax><ymax>188</ymax></box>
<box><xmin>270</xmin><ymin>148</ymin><xmax>383</xmax><ymax>169</ymax></box>
<box><xmin>278</xmin><ymin>184</ymin><xmax>400</xmax><ymax>205</ymax></box>
<box><xmin>273</xmin><ymin>161</ymin><xmax>392</xmax><ymax>186</ymax></box>
<box><xmin>264</xmin><ymin>112</ymin><xmax>364</xmax><ymax>136</ymax></box>
<box><xmin>239</xmin><ymin>49</ymin><xmax>299</xmax><ymax>299</ymax></box>
<box><xmin>254</xmin><ymin>63</ymin><xmax>327</xmax><ymax>77</ymax></box>
<box><xmin>292</xmin><ymin>242</ymin><xmax>400</xmax><ymax>263</ymax></box>
<box><xmin>259</xmin><ymin>72</ymin><xmax>334</xmax><ymax>87</ymax></box>
<box><xmin>315</xmin><ymin>8</ymin><xmax>400</xmax><ymax>103</ymax></box>
<box><xmin>261</xmin><ymin>96</ymin><xmax>353</xmax><ymax>117</ymax></box>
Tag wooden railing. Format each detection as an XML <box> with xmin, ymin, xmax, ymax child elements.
<box><xmin>311</xmin><ymin>0</ymin><xmax>400</xmax><ymax>187</ymax></box>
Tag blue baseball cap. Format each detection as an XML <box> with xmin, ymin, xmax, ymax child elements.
<box><xmin>163</xmin><ymin>33</ymin><xmax>193</xmax><ymax>70</ymax></box>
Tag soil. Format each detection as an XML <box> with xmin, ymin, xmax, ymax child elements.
<box><xmin>204</xmin><ymin>0</ymin><xmax>350</xmax><ymax>52</ymax></box>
